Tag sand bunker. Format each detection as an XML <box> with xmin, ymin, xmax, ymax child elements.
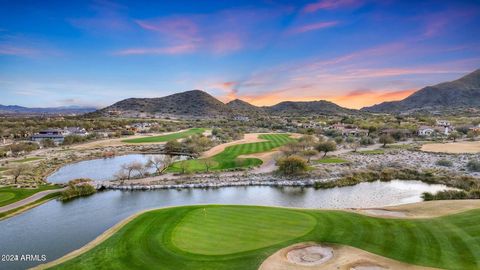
<box><xmin>259</xmin><ymin>242</ymin><xmax>438</xmax><ymax>270</ymax></box>
<box><xmin>360</xmin><ymin>209</ymin><xmax>406</xmax><ymax>218</ymax></box>
<box><xmin>286</xmin><ymin>244</ymin><xmax>334</xmax><ymax>266</ymax></box>
<box><xmin>421</xmin><ymin>141</ymin><xmax>480</xmax><ymax>154</ymax></box>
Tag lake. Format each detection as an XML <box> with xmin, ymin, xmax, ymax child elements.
<box><xmin>47</xmin><ymin>154</ymin><xmax>186</xmax><ymax>183</ymax></box>
<box><xmin>0</xmin><ymin>180</ymin><xmax>452</xmax><ymax>270</ymax></box>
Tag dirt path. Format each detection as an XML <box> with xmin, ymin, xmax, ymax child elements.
<box><xmin>0</xmin><ymin>188</ymin><xmax>65</xmax><ymax>213</ymax></box>
<box><xmin>421</xmin><ymin>140</ymin><xmax>480</xmax><ymax>154</ymax></box>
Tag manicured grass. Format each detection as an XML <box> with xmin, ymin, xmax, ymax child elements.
<box><xmin>11</xmin><ymin>157</ymin><xmax>43</xmax><ymax>163</ymax></box>
<box><xmin>0</xmin><ymin>191</ymin><xmax>61</xmax><ymax>220</ymax></box>
<box><xmin>314</xmin><ymin>157</ymin><xmax>349</xmax><ymax>164</ymax></box>
<box><xmin>122</xmin><ymin>128</ymin><xmax>206</xmax><ymax>143</ymax></box>
<box><xmin>168</xmin><ymin>134</ymin><xmax>295</xmax><ymax>172</ymax></box>
<box><xmin>52</xmin><ymin>205</ymin><xmax>480</xmax><ymax>270</ymax></box>
<box><xmin>356</xmin><ymin>149</ymin><xmax>385</xmax><ymax>155</ymax></box>
<box><xmin>0</xmin><ymin>185</ymin><xmax>62</xmax><ymax>207</ymax></box>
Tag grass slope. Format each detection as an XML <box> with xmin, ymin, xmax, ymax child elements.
<box><xmin>0</xmin><ymin>185</ymin><xmax>61</xmax><ymax>207</ymax></box>
<box><xmin>168</xmin><ymin>134</ymin><xmax>295</xmax><ymax>172</ymax></box>
<box><xmin>122</xmin><ymin>128</ymin><xmax>205</xmax><ymax>143</ymax></box>
<box><xmin>52</xmin><ymin>205</ymin><xmax>480</xmax><ymax>270</ymax></box>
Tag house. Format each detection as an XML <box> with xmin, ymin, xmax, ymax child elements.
<box><xmin>31</xmin><ymin>129</ymin><xmax>65</xmax><ymax>143</ymax></box>
<box><xmin>436</xmin><ymin>120</ymin><xmax>451</xmax><ymax>127</ymax></box>
<box><xmin>327</xmin><ymin>123</ymin><xmax>367</xmax><ymax>137</ymax></box>
<box><xmin>469</xmin><ymin>124</ymin><xmax>480</xmax><ymax>133</ymax></box>
<box><xmin>435</xmin><ymin>126</ymin><xmax>451</xmax><ymax>136</ymax></box>
<box><xmin>64</xmin><ymin>127</ymin><xmax>89</xmax><ymax>136</ymax></box>
<box><xmin>131</xmin><ymin>122</ymin><xmax>153</xmax><ymax>132</ymax></box>
<box><xmin>418</xmin><ymin>126</ymin><xmax>435</xmax><ymax>136</ymax></box>
<box><xmin>233</xmin><ymin>116</ymin><xmax>250</xmax><ymax>122</ymax></box>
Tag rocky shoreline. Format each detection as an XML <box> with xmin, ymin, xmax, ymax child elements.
<box><xmin>93</xmin><ymin>174</ymin><xmax>337</xmax><ymax>190</ymax></box>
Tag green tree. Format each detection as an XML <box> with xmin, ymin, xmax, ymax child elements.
<box><xmin>379</xmin><ymin>134</ymin><xmax>395</xmax><ymax>147</ymax></box>
<box><xmin>276</xmin><ymin>155</ymin><xmax>308</xmax><ymax>175</ymax></box>
<box><xmin>316</xmin><ymin>141</ymin><xmax>337</xmax><ymax>157</ymax></box>
<box><xmin>448</xmin><ymin>131</ymin><xmax>461</xmax><ymax>142</ymax></box>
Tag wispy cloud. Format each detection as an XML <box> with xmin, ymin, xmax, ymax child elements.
<box><xmin>113</xmin><ymin>44</ymin><xmax>196</xmax><ymax>55</ymax></box>
<box><xmin>288</xmin><ymin>21</ymin><xmax>339</xmax><ymax>34</ymax></box>
<box><xmin>303</xmin><ymin>0</ymin><xmax>364</xmax><ymax>13</ymax></box>
<box><xmin>117</xmin><ymin>6</ymin><xmax>292</xmax><ymax>56</ymax></box>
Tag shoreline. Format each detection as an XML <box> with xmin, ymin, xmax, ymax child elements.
<box><xmin>30</xmin><ymin>200</ymin><xmax>480</xmax><ymax>270</ymax></box>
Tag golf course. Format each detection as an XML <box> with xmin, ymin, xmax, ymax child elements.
<box><xmin>168</xmin><ymin>133</ymin><xmax>295</xmax><ymax>172</ymax></box>
<box><xmin>0</xmin><ymin>185</ymin><xmax>61</xmax><ymax>207</ymax></box>
<box><xmin>42</xmin><ymin>204</ymin><xmax>480</xmax><ymax>270</ymax></box>
<box><xmin>122</xmin><ymin>128</ymin><xmax>206</xmax><ymax>143</ymax></box>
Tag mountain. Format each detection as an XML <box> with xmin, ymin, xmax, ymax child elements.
<box><xmin>226</xmin><ymin>99</ymin><xmax>266</xmax><ymax>116</ymax></box>
<box><xmin>95</xmin><ymin>90</ymin><xmax>233</xmax><ymax>118</ymax></box>
<box><xmin>94</xmin><ymin>90</ymin><xmax>358</xmax><ymax>119</ymax></box>
<box><xmin>362</xmin><ymin>69</ymin><xmax>480</xmax><ymax>113</ymax></box>
<box><xmin>0</xmin><ymin>105</ymin><xmax>97</xmax><ymax>115</ymax></box>
<box><xmin>266</xmin><ymin>100</ymin><xmax>356</xmax><ymax>116</ymax></box>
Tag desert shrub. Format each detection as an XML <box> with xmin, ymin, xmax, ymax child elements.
<box><xmin>467</xmin><ymin>160</ymin><xmax>480</xmax><ymax>172</ymax></box>
<box><xmin>276</xmin><ymin>155</ymin><xmax>308</xmax><ymax>175</ymax></box>
<box><xmin>360</xmin><ymin>136</ymin><xmax>375</xmax><ymax>145</ymax></box>
<box><xmin>436</xmin><ymin>159</ymin><xmax>453</xmax><ymax>167</ymax></box>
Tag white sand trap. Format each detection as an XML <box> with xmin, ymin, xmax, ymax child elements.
<box><xmin>286</xmin><ymin>244</ymin><xmax>334</xmax><ymax>266</ymax></box>
<box><xmin>361</xmin><ymin>209</ymin><xmax>406</xmax><ymax>218</ymax></box>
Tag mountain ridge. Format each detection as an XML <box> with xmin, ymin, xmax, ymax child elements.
<box><xmin>362</xmin><ymin>69</ymin><xmax>480</xmax><ymax>113</ymax></box>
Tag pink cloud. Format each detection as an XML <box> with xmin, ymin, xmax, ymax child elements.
<box><xmin>113</xmin><ymin>44</ymin><xmax>196</xmax><ymax>56</ymax></box>
<box><xmin>288</xmin><ymin>21</ymin><xmax>339</xmax><ymax>34</ymax></box>
<box><xmin>135</xmin><ymin>18</ymin><xmax>199</xmax><ymax>41</ymax></box>
<box><xmin>211</xmin><ymin>33</ymin><xmax>243</xmax><ymax>54</ymax></box>
<box><xmin>0</xmin><ymin>45</ymin><xmax>37</xmax><ymax>56</ymax></box>
<box><xmin>303</xmin><ymin>0</ymin><xmax>363</xmax><ymax>13</ymax></box>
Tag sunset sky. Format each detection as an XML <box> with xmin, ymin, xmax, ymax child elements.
<box><xmin>1</xmin><ymin>0</ymin><xmax>479</xmax><ymax>109</ymax></box>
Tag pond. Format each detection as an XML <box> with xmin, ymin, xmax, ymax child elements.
<box><xmin>47</xmin><ymin>154</ymin><xmax>186</xmax><ymax>183</ymax></box>
<box><xmin>0</xmin><ymin>180</ymin><xmax>452</xmax><ymax>269</ymax></box>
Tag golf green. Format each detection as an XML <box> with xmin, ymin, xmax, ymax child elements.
<box><xmin>50</xmin><ymin>205</ymin><xmax>480</xmax><ymax>270</ymax></box>
<box><xmin>168</xmin><ymin>133</ymin><xmax>295</xmax><ymax>172</ymax></box>
<box><xmin>122</xmin><ymin>128</ymin><xmax>205</xmax><ymax>143</ymax></box>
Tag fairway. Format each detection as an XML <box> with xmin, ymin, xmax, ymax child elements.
<box><xmin>168</xmin><ymin>133</ymin><xmax>295</xmax><ymax>172</ymax></box>
<box><xmin>0</xmin><ymin>185</ymin><xmax>62</xmax><ymax>207</ymax></box>
<box><xmin>49</xmin><ymin>205</ymin><xmax>480</xmax><ymax>270</ymax></box>
<box><xmin>122</xmin><ymin>128</ymin><xmax>205</xmax><ymax>143</ymax></box>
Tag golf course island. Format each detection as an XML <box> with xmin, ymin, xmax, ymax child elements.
<box><xmin>37</xmin><ymin>203</ymin><xmax>480</xmax><ymax>270</ymax></box>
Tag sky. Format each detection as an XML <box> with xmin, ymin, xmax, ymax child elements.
<box><xmin>0</xmin><ymin>0</ymin><xmax>479</xmax><ymax>109</ymax></box>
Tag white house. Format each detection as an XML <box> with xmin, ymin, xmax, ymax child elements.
<box><xmin>418</xmin><ymin>126</ymin><xmax>435</xmax><ymax>136</ymax></box>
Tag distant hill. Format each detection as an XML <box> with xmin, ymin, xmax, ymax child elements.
<box><xmin>226</xmin><ymin>99</ymin><xmax>267</xmax><ymax>116</ymax></box>
<box><xmin>0</xmin><ymin>105</ymin><xmax>96</xmax><ymax>115</ymax></box>
<box><xmin>362</xmin><ymin>69</ymin><xmax>480</xmax><ymax>114</ymax></box>
<box><xmin>95</xmin><ymin>90</ymin><xmax>234</xmax><ymax>118</ymax></box>
<box><xmin>94</xmin><ymin>90</ymin><xmax>357</xmax><ymax>118</ymax></box>
<box><xmin>265</xmin><ymin>100</ymin><xmax>356</xmax><ymax>116</ymax></box>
